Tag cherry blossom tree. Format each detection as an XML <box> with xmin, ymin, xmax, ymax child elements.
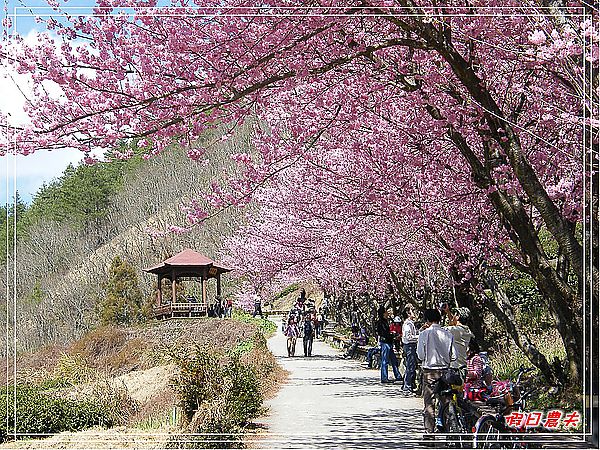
<box><xmin>1</xmin><ymin>0</ymin><xmax>597</xmax><ymax>385</ymax></box>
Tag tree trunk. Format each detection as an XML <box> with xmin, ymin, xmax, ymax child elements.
<box><xmin>450</xmin><ymin>266</ymin><xmax>491</xmax><ymax>349</ymax></box>
<box><xmin>422</xmin><ymin>98</ymin><xmax>583</xmax><ymax>385</ymax></box>
<box><xmin>481</xmin><ymin>272</ymin><xmax>561</xmax><ymax>384</ymax></box>
<box><xmin>415</xmin><ymin>9</ymin><xmax>597</xmax><ymax>294</ymax></box>
<box><xmin>370</xmin><ymin>1</ymin><xmax>586</xmax><ymax>386</ymax></box>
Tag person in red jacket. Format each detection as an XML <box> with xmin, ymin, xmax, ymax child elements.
<box><xmin>390</xmin><ymin>315</ymin><xmax>402</xmax><ymax>352</ymax></box>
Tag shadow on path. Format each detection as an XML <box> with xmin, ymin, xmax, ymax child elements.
<box><xmin>257</xmin><ymin>326</ymin><xmax>426</xmax><ymax>448</ymax></box>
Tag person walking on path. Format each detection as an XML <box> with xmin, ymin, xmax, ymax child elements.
<box><xmin>302</xmin><ymin>314</ymin><xmax>315</xmax><ymax>357</ymax></box>
<box><xmin>401</xmin><ymin>305</ymin><xmax>419</xmax><ymax>394</ymax></box>
<box><xmin>284</xmin><ymin>317</ymin><xmax>300</xmax><ymax>357</ymax></box>
<box><xmin>376</xmin><ymin>306</ymin><xmax>402</xmax><ymax>383</ymax></box>
<box><xmin>417</xmin><ymin>308</ymin><xmax>457</xmax><ymax>436</ymax></box>
<box><xmin>253</xmin><ymin>294</ymin><xmax>263</xmax><ymax>318</ymax></box>
<box><xmin>315</xmin><ymin>308</ymin><xmax>324</xmax><ymax>338</ymax></box>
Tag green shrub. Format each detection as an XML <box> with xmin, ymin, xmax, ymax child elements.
<box><xmin>171</xmin><ymin>346</ymin><xmax>221</xmax><ymax>421</ymax></box>
<box><xmin>98</xmin><ymin>256</ymin><xmax>145</xmax><ymax>325</ymax></box>
<box><xmin>273</xmin><ymin>283</ymin><xmax>300</xmax><ymax>300</ymax></box>
<box><xmin>229</xmin><ymin>339</ymin><xmax>254</xmax><ymax>358</ymax></box>
<box><xmin>231</xmin><ymin>309</ymin><xmax>276</xmax><ymax>336</ymax></box>
<box><xmin>500</xmin><ymin>276</ymin><xmax>553</xmax><ymax>333</ymax></box>
<box><xmin>223</xmin><ymin>359</ymin><xmax>261</xmax><ymax>424</ymax></box>
<box><xmin>0</xmin><ymin>385</ymin><xmax>114</xmax><ymax>442</ymax></box>
<box><xmin>169</xmin><ymin>345</ymin><xmax>263</xmax><ymax>448</ymax></box>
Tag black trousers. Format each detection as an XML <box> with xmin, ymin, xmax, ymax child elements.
<box><xmin>303</xmin><ymin>336</ymin><xmax>313</xmax><ymax>356</ymax></box>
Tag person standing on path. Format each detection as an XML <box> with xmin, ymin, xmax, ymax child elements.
<box><xmin>284</xmin><ymin>317</ymin><xmax>300</xmax><ymax>357</ymax></box>
<box><xmin>376</xmin><ymin>306</ymin><xmax>402</xmax><ymax>383</ymax></box>
<box><xmin>252</xmin><ymin>293</ymin><xmax>263</xmax><ymax>318</ymax></box>
<box><xmin>443</xmin><ymin>306</ymin><xmax>474</xmax><ymax>380</ymax></box>
<box><xmin>315</xmin><ymin>309</ymin><xmax>324</xmax><ymax>338</ymax></box>
<box><xmin>390</xmin><ymin>315</ymin><xmax>403</xmax><ymax>352</ymax></box>
<box><xmin>302</xmin><ymin>314</ymin><xmax>315</xmax><ymax>357</ymax></box>
<box><xmin>401</xmin><ymin>305</ymin><xmax>419</xmax><ymax>393</ymax></box>
<box><xmin>417</xmin><ymin>308</ymin><xmax>457</xmax><ymax>435</ymax></box>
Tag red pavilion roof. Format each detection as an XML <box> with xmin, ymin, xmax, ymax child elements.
<box><xmin>144</xmin><ymin>249</ymin><xmax>231</xmax><ymax>277</ymax></box>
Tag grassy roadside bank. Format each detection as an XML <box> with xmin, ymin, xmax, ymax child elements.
<box><xmin>0</xmin><ymin>311</ymin><xmax>286</xmax><ymax>449</ymax></box>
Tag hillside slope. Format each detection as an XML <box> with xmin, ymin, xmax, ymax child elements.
<box><xmin>2</xmin><ymin>121</ymin><xmax>255</xmax><ymax>355</ymax></box>
<box><xmin>1</xmin><ymin>315</ymin><xmax>285</xmax><ymax>449</ymax></box>
<box><xmin>268</xmin><ymin>282</ymin><xmax>325</xmax><ymax>312</ymax></box>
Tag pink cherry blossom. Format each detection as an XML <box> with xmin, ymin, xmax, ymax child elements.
<box><xmin>528</xmin><ymin>30</ymin><xmax>546</xmax><ymax>45</ymax></box>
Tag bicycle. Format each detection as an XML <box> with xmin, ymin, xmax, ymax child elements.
<box><xmin>434</xmin><ymin>370</ymin><xmax>480</xmax><ymax>448</ymax></box>
<box><xmin>472</xmin><ymin>366</ymin><xmax>538</xmax><ymax>449</ymax></box>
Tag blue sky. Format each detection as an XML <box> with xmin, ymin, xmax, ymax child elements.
<box><xmin>1</xmin><ymin>0</ymin><xmax>106</xmax><ymax>204</ymax></box>
<box><xmin>1</xmin><ymin>0</ymin><xmax>178</xmax><ymax>204</ymax></box>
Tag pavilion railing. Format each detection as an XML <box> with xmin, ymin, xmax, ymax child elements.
<box><xmin>153</xmin><ymin>302</ymin><xmax>208</xmax><ymax>319</ymax></box>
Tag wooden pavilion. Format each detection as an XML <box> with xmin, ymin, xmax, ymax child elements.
<box><xmin>143</xmin><ymin>249</ymin><xmax>232</xmax><ymax>319</ymax></box>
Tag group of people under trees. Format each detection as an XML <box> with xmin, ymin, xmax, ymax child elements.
<box><xmin>205</xmin><ymin>295</ymin><xmax>233</xmax><ymax>318</ymax></box>
<box><xmin>367</xmin><ymin>303</ymin><xmax>498</xmax><ymax>435</ymax></box>
<box><xmin>281</xmin><ymin>290</ymin><xmax>504</xmax><ymax>436</ymax></box>
<box><xmin>283</xmin><ymin>289</ymin><xmax>325</xmax><ymax>357</ymax></box>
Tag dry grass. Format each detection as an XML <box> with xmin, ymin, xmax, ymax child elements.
<box><xmin>240</xmin><ymin>337</ymin><xmax>288</xmax><ymax>400</ymax></box>
<box><xmin>128</xmin><ymin>387</ymin><xmax>179</xmax><ymax>428</ymax></box>
<box><xmin>0</xmin><ymin>344</ymin><xmax>67</xmax><ymax>385</ymax></box>
<box><xmin>2</xmin><ymin>319</ymin><xmax>260</xmax><ymax>384</ymax></box>
<box><xmin>268</xmin><ymin>281</ymin><xmax>324</xmax><ymax>311</ymax></box>
<box><xmin>0</xmin><ymin>317</ymin><xmax>289</xmax><ymax>448</ymax></box>
<box><xmin>0</xmin><ymin>427</ymin><xmax>177</xmax><ymax>449</ymax></box>
<box><xmin>69</xmin><ymin>325</ymin><xmax>128</xmax><ymax>359</ymax></box>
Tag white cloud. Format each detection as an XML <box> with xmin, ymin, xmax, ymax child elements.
<box><xmin>0</xmin><ymin>30</ymin><xmax>103</xmax><ymax>204</ymax></box>
<box><xmin>0</xmin><ymin>66</ymin><xmax>31</xmax><ymax>127</ymax></box>
<box><xmin>1</xmin><ymin>150</ymin><xmax>85</xmax><ymax>203</ymax></box>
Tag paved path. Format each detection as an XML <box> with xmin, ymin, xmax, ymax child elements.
<box><xmin>252</xmin><ymin>321</ymin><xmax>425</xmax><ymax>449</ymax></box>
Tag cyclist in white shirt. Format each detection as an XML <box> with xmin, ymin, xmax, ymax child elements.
<box><xmin>417</xmin><ymin>308</ymin><xmax>457</xmax><ymax>435</ymax></box>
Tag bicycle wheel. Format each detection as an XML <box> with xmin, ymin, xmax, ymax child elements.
<box><xmin>473</xmin><ymin>415</ymin><xmax>505</xmax><ymax>449</ymax></box>
<box><xmin>441</xmin><ymin>402</ymin><xmax>469</xmax><ymax>448</ymax></box>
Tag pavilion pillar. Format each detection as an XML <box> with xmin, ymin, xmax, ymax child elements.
<box><xmin>201</xmin><ymin>271</ymin><xmax>207</xmax><ymax>306</ymax></box>
<box><xmin>157</xmin><ymin>274</ymin><xmax>163</xmax><ymax>306</ymax></box>
<box><xmin>171</xmin><ymin>270</ymin><xmax>177</xmax><ymax>303</ymax></box>
<box><xmin>216</xmin><ymin>273</ymin><xmax>222</xmax><ymax>299</ymax></box>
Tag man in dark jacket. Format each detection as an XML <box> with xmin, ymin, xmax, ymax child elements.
<box><xmin>302</xmin><ymin>314</ymin><xmax>315</xmax><ymax>357</ymax></box>
<box><xmin>376</xmin><ymin>306</ymin><xmax>402</xmax><ymax>383</ymax></box>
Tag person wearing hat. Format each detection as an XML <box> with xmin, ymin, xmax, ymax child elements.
<box><xmin>443</xmin><ymin>305</ymin><xmax>474</xmax><ymax>379</ymax></box>
<box><xmin>390</xmin><ymin>315</ymin><xmax>403</xmax><ymax>352</ymax></box>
